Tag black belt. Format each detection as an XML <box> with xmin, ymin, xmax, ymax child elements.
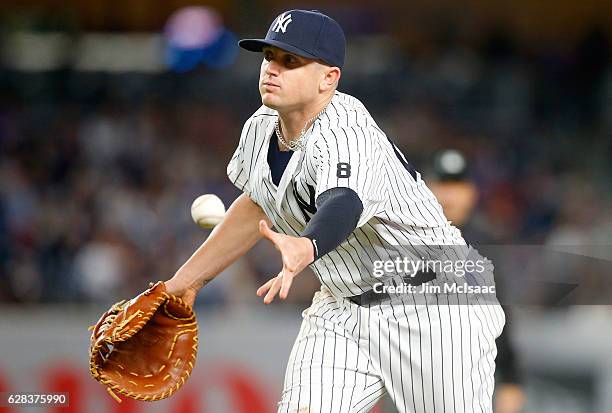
<box><xmin>347</xmin><ymin>269</ymin><xmax>436</xmax><ymax>306</ymax></box>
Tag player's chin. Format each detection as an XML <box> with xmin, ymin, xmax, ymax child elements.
<box><xmin>260</xmin><ymin>92</ymin><xmax>282</xmax><ymax>109</ymax></box>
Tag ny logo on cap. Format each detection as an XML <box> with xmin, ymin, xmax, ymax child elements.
<box><xmin>272</xmin><ymin>12</ymin><xmax>292</xmax><ymax>33</ymax></box>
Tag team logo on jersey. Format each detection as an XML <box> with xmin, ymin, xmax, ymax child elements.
<box><xmin>292</xmin><ymin>182</ymin><xmax>316</xmax><ymax>223</ymax></box>
<box><xmin>272</xmin><ymin>12</ymin><xmax>292</xmax><ymax>33</ymax></box>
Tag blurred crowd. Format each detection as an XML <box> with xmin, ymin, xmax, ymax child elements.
<box><xmin>0</xmin><ymin>25</ymin><xmax>610</xmax><ymax>306</ymax></box>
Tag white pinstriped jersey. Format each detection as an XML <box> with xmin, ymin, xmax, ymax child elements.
<box><xmin>228</xmin><ymin>91</ymin><xmax>504</xmax><ymax>413</ymax></box>
<box><xmin>227</xmin><ymin>91</ymin><xmax>465</xmax><ymax>297</ymax></box>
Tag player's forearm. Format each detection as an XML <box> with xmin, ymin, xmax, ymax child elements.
<box><xmin>169</xmin><ymin>193</ymin><xmax>270</xmax><ymax>292</ymax></box>
<box><xmin>301</xmin><ymin>187</ymin><xmax>362</xmax><ymax>260</ymax></box>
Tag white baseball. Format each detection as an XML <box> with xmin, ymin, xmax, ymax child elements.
<box><xmin>190</xmin><ymin>194</ymin><xmax>226</xmax><ymax>228</ymax></box>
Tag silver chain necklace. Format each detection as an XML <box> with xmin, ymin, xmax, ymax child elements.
<box><xmin>275</xmin><ymin>106</ymin><xmax>327</xmax><ymax>151</ymax></box>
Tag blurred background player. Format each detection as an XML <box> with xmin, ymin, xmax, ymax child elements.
<box><xmin>429</xmin><ymin>149</ymin><xmax>526</xmax><ymax>413</ymax></box>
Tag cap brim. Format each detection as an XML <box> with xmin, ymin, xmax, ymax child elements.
<box><xmin>238</xmin><ymin>39</ymin><xmax>319</xmax><ymax>61</ymax></box>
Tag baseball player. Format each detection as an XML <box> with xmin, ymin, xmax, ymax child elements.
<box><xmin>429</xmin><ymin>150</ymin><xmax>525</xmax><ymax>413</ymax></box>
<box><xmin>165</xmin><ymin>9</ymin><xmax>505</xmax><ymax>413</ymax></box>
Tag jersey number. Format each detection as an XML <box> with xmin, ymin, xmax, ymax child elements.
<box><xmin>336</xmin><ymin>162</ymin><xmax>351</xmax><ymax>178</ymax></box>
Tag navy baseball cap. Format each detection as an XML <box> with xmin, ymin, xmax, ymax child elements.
<box><xmin>238</xmin><ymin>10</ymin><xmax>346</xmax><ymax>68</ymax></box>
<box><xmin>433</xmin><ymin>150</ymin><xmax>468</xmax><ymax>181</ymax></box>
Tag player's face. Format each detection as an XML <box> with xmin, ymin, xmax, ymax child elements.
<box><xmin>429</xmin><ymin>181</ymin><xmax>478</xmax><ymax>227</ymax></box>
<box><xmin>259</xmin><ymin>47</ymin><xmax>327</xmax><ymax>111</ymax></box>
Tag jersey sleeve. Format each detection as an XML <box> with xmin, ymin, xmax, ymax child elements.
<box><xmin>227</xmin><ymin>118</ymin><xmax>255</xmax><ymax>197</ymax></box>
<box><xmin>312</xmin><ymin>126</ymin><xmax>387</xmax><ymax>227</ymax></box>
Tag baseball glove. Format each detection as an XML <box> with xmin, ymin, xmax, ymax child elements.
<box><xmin>88</xmin><ymin>281</ymin><xmax>198</xmax><ymax>403</ymax></box>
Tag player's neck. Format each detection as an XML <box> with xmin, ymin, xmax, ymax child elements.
<box><xmin>277</xmin><ymin>94</ymin><xmax>333</xmax><ymax>143</ymax></box>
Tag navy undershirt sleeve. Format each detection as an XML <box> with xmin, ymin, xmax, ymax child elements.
<box><xmin>301</xmin><ymin>187</ymin><xmax>363</xmax><ymax>260</ymax></box>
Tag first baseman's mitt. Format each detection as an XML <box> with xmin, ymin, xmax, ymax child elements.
<box><xmin>88</xmin><ymin>281</ymin><xmax>198</xmax><ymax>402</ymax></box>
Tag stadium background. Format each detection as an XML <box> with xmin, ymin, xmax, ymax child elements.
<box><xmin>0</xmin><ymin>1</ymin><xmax>610</xmax><ymax>412</ymax></box>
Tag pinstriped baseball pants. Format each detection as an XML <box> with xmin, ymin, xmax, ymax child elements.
<box><xmin>277</xmin><ymin>287</ymin><xmax>505</xmax><ymax>413</ymax></box>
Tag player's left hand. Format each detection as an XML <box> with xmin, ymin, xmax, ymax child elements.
<box><xmin>494</xmin><ymin>383</ymin><xmax>526</xmax><ymax>413</ymax></box>
<box><xmin>256</xmin><ymin>220</ymin><xmax>314</xmax><ymax>304</ymax></box>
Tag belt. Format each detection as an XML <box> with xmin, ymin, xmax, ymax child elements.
<box><xmin>347</xmin><ymin>269</ymin><xmax>436</xmax><ymax>306</ymax></box>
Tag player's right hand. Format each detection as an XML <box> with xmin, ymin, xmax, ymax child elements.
<box><xmin>257</xmin><ymin>220</ymin><xmax>314</xmax><ymax>304</ymax></box>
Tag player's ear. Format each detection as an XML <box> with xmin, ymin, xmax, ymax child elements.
<box><xmin>320</xmin><ymin>66</ymin><xmax>341</xmax><ymax>92</ymax></box>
